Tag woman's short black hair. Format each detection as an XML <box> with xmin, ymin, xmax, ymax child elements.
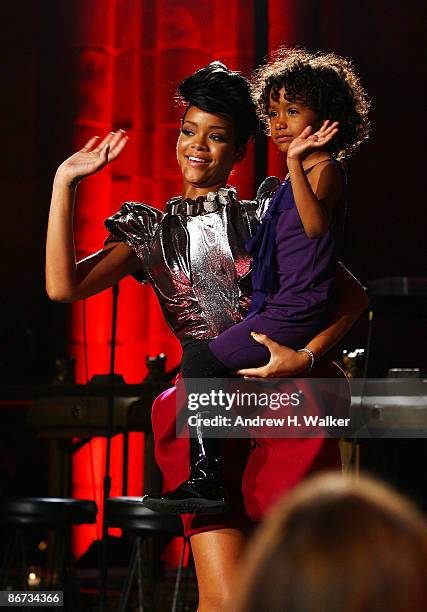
<box><xmin>178</xmin><ymin>61</ymin><xmax>258</xmax><ymax>148</ymax></box>
<box><xmin>251</xmin><ymin>48</ymin><xmax>371</xmax><ymax>158</ymax></box>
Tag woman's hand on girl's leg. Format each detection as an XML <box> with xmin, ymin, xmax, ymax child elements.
<box><xmin>236</xmin><ymin>334</ymin><xmax>310</xmax><ymax>378</ymax></box>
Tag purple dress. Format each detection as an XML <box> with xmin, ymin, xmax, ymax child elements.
<box><xmin>209</xmin><ymin>164</ymin><xmax>343</xmax><ymax>369</ymax></box>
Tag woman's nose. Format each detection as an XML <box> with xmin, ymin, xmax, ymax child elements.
<box><xmin>192</xmin><ymin>143</ymin><xmax>209</xmax><ymax>151</ymax></box>
<box><xmin>191</xmin><ymin>136</ymin><xmax>209</xmax><ymax>150</ymax></box>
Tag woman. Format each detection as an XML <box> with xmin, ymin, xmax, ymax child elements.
<box><xmin>46</xmin><ymin>62</ymin><xmax>367</xmax><ymax>611</ymax></box>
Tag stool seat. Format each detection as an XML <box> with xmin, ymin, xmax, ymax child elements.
<box><xmin>0</xmin><ymin>497</ymin><xmax>98</xmax><ymax>527</ymax></box>
<box><xmin>106</xmin><ymin>497</ymin><xmax>183</xmax><ymax>535</ymax></box>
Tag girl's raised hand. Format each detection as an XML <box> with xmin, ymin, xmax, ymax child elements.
<box><xmin>287</xmin><ymin>120</ymin><xmax>339</xmax><ymax>161</ymax></box>
<box><xmin>56</xmin><ymin>130</ymin><xmax>129</xmax><ymax>185</ymax></box>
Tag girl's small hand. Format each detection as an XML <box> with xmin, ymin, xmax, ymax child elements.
<box><xmin>55</xmin><ymin>130</ymin><xmax>129</xmax><ymax>186</ymax></box>
<box><xmin>236</xmin><ymin>333</ymin><xmax>311</xmax><ymax>378</ymax></box>
<box><xmin>287</xmin><ymin>120</ymin><xmax>339</xmax><ymax>161</ymax></box>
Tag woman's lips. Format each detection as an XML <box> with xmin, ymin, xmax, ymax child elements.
<box><xmin>186</xmin><ymin>156</ymin><xmax>210</xmax><ymax>166</ymax></box>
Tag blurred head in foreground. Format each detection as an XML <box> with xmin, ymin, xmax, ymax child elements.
<box><xmin>233</xmin><ymin>473</ymin><xmax>427</xmax><ymax>612</ymax></box>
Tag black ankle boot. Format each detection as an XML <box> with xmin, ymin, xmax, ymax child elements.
<box><xmin>142</xmin><ymin>424</ymin><xmax>228</xmax><ymax>515</ymax></box>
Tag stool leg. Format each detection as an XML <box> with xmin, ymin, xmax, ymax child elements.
<box><xmin>46</xmin><ymin>530</ymin><xmax>58</xmax><ymax>588</ymax></box>
<box><xmin>1</xmin><ymin>530</ymin><xmax>28</xmax><ymax>591</ymax></box>
<box><xmin>117</xmin><ymin>536</ymin><xmax>141</xmax><ymax>612</ymax></box>
<box><xmin>136</xmin><ymin>537</ymin><xmax>144</xmax><ymax>612</ymax></box>
<box><xmin>145</xmin><ymin>537</ymin><xmax>159</xmax><ymax>612</ymax></box>
<box><xmin>0</xmin><ymin>533</ymin><xmax>16</xmax><ymax>588</ymax></box>
<box><xmin>17</xmin><ymin>529</ymin><xmax>28</xmax><ymax>591</ymax></box>
<box><xmin>171</xmin><ymin>538</ymin><xmax>187</xmax><ymax>612</ymax></box>
<box><xmin>63</xmin><ymin>532</ymin><xmax>82</xmax><ymax>611</ymax></box>
<box><xmin>180</xmin><ymin>546</ymin><xmax>193</xmax><ymax>612</ymax></box>
<box><xmin>55</xmin><ymin>532</ymin><xmax>66</xmax><ymax>589</ymax></box>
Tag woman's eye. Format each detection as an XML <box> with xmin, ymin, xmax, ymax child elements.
<box><xmin>268</xmin><ymin>110</ymin><xmax>277</xmax><ymax>118</ymax></box>
<box><xmin>288</xmin><ymin>109</ymin><xmax>298</xmax><ymax>115</ymax></box>
<box><xmin>211</xmin><ymin>134</ymin><xmax>225</xmax><ymax>142</ymax></box>
<box><xmin>181</xmin><ymin>128</ymin><xmax>193</xmax><ymax>136</ymax></box>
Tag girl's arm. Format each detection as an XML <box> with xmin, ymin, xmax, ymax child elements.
<box><xmin>46</xmin><ymin>131</ymin><xmax>142</xmax><ymax>303</ymax></box>
<box><xmin>287</xmin><ymin>121</ymin><xmax>340</xmax><ymax>238</ymax></box>
<box><xmin>237</xmin><ymin>263</ymin><xmax>368</xmax><ymax>378</ymax></box>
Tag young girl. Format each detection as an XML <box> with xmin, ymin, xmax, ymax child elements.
<box><xmin>143</xmin><ymin>48</ymin><xmax>370</xmax><ymax>514</ymax></box>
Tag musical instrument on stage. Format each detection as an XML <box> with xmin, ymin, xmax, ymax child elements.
<box><xmin>350</xmin><ymin>378</ymin><xmax>427</xmax><ymax>436</ymax></box>
<box><xmin>2</xmin><ymin>377</ymin><xmax>426</xmax><ymax>438</ymax></box>
<box><xmin>0</xmin><ymin>379</ymin><xmax>170</xmax><ymax>498</ymax></box>
<box><xmin>25</xmin><ymin>383</ymin><xmax>164</xmax><ymax>437</ymax></box>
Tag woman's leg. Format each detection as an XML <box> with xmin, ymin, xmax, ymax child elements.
<box><xmin>190</xmin><ymin>528</ymin><xmax>247</xmax><ymax>612</ymax></box>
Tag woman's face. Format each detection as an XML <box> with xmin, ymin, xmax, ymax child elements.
<box><xmin>177</xmin><ymin>106</ymin><xmax>244</xmax><ymax>198</ymax></box>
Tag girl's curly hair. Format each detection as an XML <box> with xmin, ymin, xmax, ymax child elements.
<box><xmin>251</xmin><ymin>48</ymin><xmax>370</xmax><ymax>159</ymax></box>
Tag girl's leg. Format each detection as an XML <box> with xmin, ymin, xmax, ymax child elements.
<box><xmin>190</xmin><ymin>528</ymin><xmax>247</xmax><ymax>612</ymax></box>
<box><xmin>181</xmin><ymin>312</ymin><xmax>312</xmax><ymax>376</ymax></box>
<box><xmin>143</xmin><ymin>367</ymin><xmax>251</xmax><ymax>515</ymax></box>
<box><xmin>208</xmin><ymin>313</ymin><xmax>310</xmax><ymax>371</ymax></box>
<box><xmin>143</xmin><ymin>344</ymin><xmax>235</xmax><ymax>514</ymax></box>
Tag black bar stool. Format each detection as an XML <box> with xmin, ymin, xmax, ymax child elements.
<box><xmin>105</xmin><ymin>497</ymin><xmax>191</xmax><ymax>612</ymax></box>
<box><xmin>0</xmin><ymin>497</ymin><xmax>97</xmax><ymax>605</ymax></box>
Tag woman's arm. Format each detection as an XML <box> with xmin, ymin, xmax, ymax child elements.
<box><xmin>305</xmin><ymin>262</ymin><xmax>368</xmax><ymax>356</ymax></box>
<box><xmin>237</xmin><ymin>262</ymin><xmax>368</xmax><ymax>378</ymax></box>
<box><xmin>46</xmin><ymin>131</ymin><xmax>142</xmax><ymax>302</ymax></box>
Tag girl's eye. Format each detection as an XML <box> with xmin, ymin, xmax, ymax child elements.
<box><xmin>288</xmin><ymin>109</ymin><xmax>298</xmax><ymax>115</ymax></box>
<box><xmin>181</xmin><ymin>128</ymin><xmax>194</xmax><ymax>136</ymax></box>
<box><xmin>211</xmin><ymin>134</ymin><xmax>225</xmax><ymax>142</ymax></box>
<box><xmin>268</xmin><ymin>110</ymin><xmax>278</xmax><ymax>118</ymax></box>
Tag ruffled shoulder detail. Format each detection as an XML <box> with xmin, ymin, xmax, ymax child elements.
<box><xmin>256</xmin><ymin>176</ymin><xmax>281</xmax><ymax>200</ymax></box>
<box><xmin>104</xmin><ymin>202</ymin><xmax>164</xmax><ymax>283</ymax></box>
<box><xmin>238</xmin><ymin>199</ymin><xmax>259</xmax><ymax>236</ymax></box>
<box><xmin>255</xmin><ymin>176</ymin><xmax>280</xmax><ymax>221</ymax></box>
<box><xmin>104</xmin><ymin>202</ymin><xmax>163</xmax><ymax>252</ymax></box>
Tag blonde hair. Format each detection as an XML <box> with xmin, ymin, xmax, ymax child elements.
<box><xmin>233</xmin><ymin>473</ymin><xmax>427</xmax><ymax>612</ymax></box>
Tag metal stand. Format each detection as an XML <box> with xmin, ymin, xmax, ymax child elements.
<box><xmin>117</xmin><ymin>535</ymin><xmax>189</xmax><ymax>612</ymax></box>
<box><xmin>99</xmin><ymin>283</ymin><xmax>120</xmax><ymax>611</ymax></box>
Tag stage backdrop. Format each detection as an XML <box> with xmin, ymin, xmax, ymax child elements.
<box><xmin>21</xmin><ymin>0</ymin><xmax>422</xmax><ymax>557</ymax></box>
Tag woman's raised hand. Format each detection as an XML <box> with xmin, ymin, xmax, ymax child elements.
<box><xmin>56</xmin><ymin>130</ymin><xmax>129</xmax><ymax>185</ymax></box>
<box><xmin>287</xmin><ymin>120</ymin><xmax>339</xmax><ymax>161</ymax></box>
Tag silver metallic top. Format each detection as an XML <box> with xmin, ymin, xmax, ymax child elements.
<box><xmin>104</xmin><ymin>182</ymin><xmax>277</xmax><ymax>342</ymax></box>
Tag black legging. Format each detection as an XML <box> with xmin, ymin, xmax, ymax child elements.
<box><xmin>181</xmin><ymin>339</ymin><xmax>231</xmax><ymax>378</ymax></box>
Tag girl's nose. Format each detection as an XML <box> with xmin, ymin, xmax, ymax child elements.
<box><xmin>274</xmin><ymin>114</ymin><xmax>287</xmax><ymax>130</ymax></box>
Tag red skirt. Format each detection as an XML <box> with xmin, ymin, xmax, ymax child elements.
<box><xmin>151</xmin><ymin>361</ymin><xmax>346</xmax><ymax>537</ymax></box>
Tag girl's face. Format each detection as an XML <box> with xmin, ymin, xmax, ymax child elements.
<box><xmin>268</xmin><ymin>87</ymin><xmax>322</xmax><ymax>154</ymax></box>
<box><xmin>177</xmin><ymin>106</ymin><xmax>245</xmax><ymax>198</ymax></box>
